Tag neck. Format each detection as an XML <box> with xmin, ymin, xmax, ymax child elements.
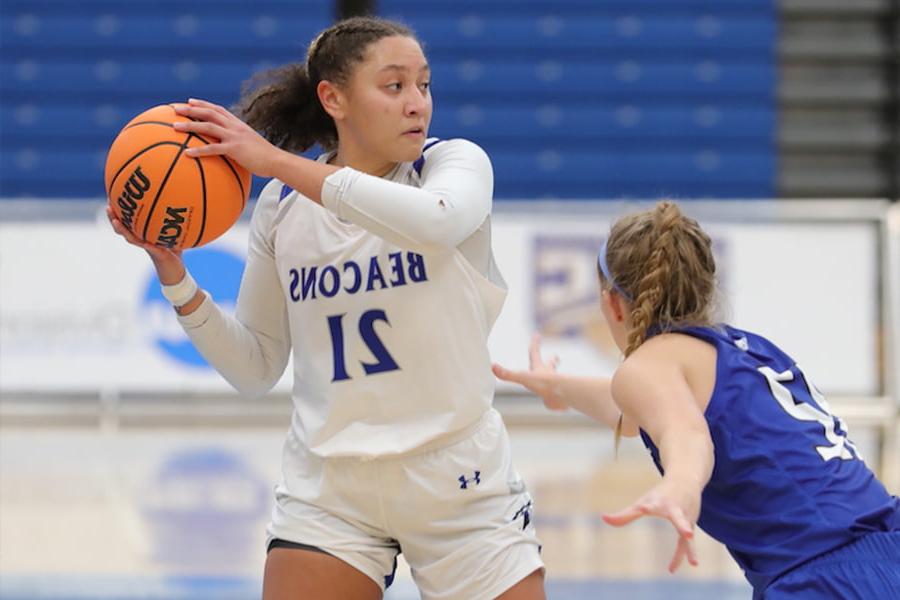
<box><xmin>331</xmin><ymin>146</ymin><xmax>397</xmax><ymax>178</ymax></box>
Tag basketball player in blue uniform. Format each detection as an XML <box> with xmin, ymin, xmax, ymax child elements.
<box><xmin>494</xmin><ymin>201</ymin><xmax>900</xmax><ymax>599</ymax></box>
<box><xmin>108</xmin><ymin>16</ymin><xmax>544</xmax><ymax>600</ymax></box>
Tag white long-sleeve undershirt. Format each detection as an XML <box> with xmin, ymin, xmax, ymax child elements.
<box><xmin>176</xmin><ymin>138</ymin><xmax>500</xmax><ymax>399</ymax></box>
<box><xmin>321</xmin><ymin>138</ymin><xmax>493</xmax><ymax>254</ymax></box>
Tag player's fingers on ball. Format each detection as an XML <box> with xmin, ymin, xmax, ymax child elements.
<box><xmin>185</xmin><ymin>143</ymin><xmax>223</xmax><ymax>158</ymax></box>
<box><xmin>109</xmin><ymin>216</ymin><xmax>131</xmax><ymax>238</ymax></box>
<box><xmin>174</xmin><ymin>120</ymin><xmax>226</xmax><ymax>140</ymax></box>
<box><xmin>178</xmin><ymin>104</ymin><xmax>227</xmax><ymax>126</ymax></box>
<box><xmin>107</xmin><ymin>212</ymin><xmax>123</xmax><ymax>233</ymax></box>
<box><xmin>188</xmin><ymin>98</ymin><xmax>231</xmax><ymax>119</ymax></box>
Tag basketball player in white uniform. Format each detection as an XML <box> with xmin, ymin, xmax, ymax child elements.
<box><xmin>108</xmin><ymin>16</ymin><xmax>544</xmax><ymax>600</ymax></box>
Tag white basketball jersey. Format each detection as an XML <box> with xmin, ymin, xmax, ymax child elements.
<box><xmin>269</xmin><ymin>142</ymin><xmax>506</xmax><ymax>457</ymax></box>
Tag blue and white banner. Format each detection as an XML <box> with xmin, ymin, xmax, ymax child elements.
<box><xmin>0</xmin><ymin>203</ymin><xmax>882</xmax><ymax>395</ymax></box>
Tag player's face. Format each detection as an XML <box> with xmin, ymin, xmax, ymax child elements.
<box><xmin>341</xmin><ymin>36</ymin><xmax>432</xmax><ymax>163</ymax></box>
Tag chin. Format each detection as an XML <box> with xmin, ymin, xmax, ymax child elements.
<box><xmin>394</xmin><ymin>144</ymin><xmax>425</xmax><ymax>163</ymax></box>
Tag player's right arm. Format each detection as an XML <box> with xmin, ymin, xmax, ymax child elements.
<box><xmin>175</xmin><ymin>180</ymin><xmax>290</xmax><ymax>396</ymax></box>
<box><xmin>492</xmin><ymin>334</ymin><xmax>637</xmax><ymax>434</ymax></box>
<box><xmin>108</xmin><ymin>180</ymin><xmax>291</xmax><ymax>397</ymax></box>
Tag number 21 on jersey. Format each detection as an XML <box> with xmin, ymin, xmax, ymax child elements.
<box><xmin>327</xmin><ymin>309</ymin><xmax>399</xmax><ymax>382</ymax></box>
<box><xmin>758</xmin><ymin>365</ymin><xmax>859</xmax><ymax>461</ymax></box>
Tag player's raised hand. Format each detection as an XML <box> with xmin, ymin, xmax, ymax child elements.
<box><xmin>602</xmin><ymin>479</ymin><xmax>700</xmax><ymax>573</ymax></box>
<box><xmin>492</xmin><ymin>333</ymin><xmax>567</xmax><ymax>411</ymax></box>
<box><xmin>172</xmin><ymin>98</ymin><xmax>284</xmax><ymax>178</ymax></box>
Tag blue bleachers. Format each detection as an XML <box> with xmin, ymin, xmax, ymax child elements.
<box><xmin>411</xmin><ymin>17</ymin><xmax>775</xmax><ymax>57</ymax></box>
<box><xmin>0</xmin><ymin>17</ymin><xmax>330</xmax><ymax>57</ymax></box>
<box><xmin>0</xmin><ymin>60</ymin><xmax>774</xmax><ymax>101</ymax></box>
<box><xmin>1</xmin><ymin>104</ymin><xmax>774</xmax><ymax>145</ymax></box>
<box><xmin>0</xmin><ymin>1</ymin><xmax>777</xmax><ymax>200</ymax></box>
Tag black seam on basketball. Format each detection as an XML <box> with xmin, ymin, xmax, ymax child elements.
<box><xmin>107</xmin><ymin>141</ymin><xmax>183</xmax><ymax>197</ymax></box>
<box><xmin>219</xmin><ymin>155</ymin><xmax>247</xmax><ymax>207</ymax></box>
<box><xmin>191</xmin><ymin>147</ymin><xmax>208</xmax><ymax>248</ymax></box>
<box><xmin>141</xmin><ymin>136</ymin><xmax>192</xmax><ymax>241</ymax></box>
<box><xmin>125</xmin><ymin>112</ymin><xmax>201</xmax><ymax>131</ymax></box>
<box><xmin>124</xmin><ymin>120</ymin><xmax>180</xmax><ymax>130</ymax></box>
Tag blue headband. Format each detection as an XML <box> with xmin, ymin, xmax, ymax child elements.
<box><xmin>597</xmin><ymin>239</ymin><xmax>632</xmax><ymax>301</ymax></box>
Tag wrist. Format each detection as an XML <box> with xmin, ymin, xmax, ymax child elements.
<box><xmin>264</xmin><ymin>146</ymin><xmax>292</xmax><ymax>180</ymax></box>
<box><xmin>161</xmin><ymin>270</ymin><xmax>199</xmax><ymax>308</ymax></box>
<box><xmin>150</xmin><ymin>255</ymin><xmax>185</xmax><ymax>286</ymax></box>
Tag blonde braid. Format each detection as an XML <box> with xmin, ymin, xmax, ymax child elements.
<box><xmin>611</xmin><ymin>201</ymin><xmax>684</xmax><ymax>452</ymax></box>
<box><xmin>624</xmin><ymin>202</ymin><xmax>681</xmax><ymax>356</ymax></box>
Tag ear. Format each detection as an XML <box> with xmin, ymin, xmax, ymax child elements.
<box><xmin>317</xmin><ymin>80</ymin><xmax>346</xmax><ymax>120</ymax></box>
<box><xmin>603</xmin><ymin>288</ymin><xmax>627</xmax><ymax>323</ymax></box>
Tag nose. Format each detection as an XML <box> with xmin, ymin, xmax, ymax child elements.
<box><xmin>405</xmin><ymin>86</ymin><xmax>429</xmax><ymax>116</ymax></box>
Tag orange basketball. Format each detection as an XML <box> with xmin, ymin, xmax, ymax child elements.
<box><xmin>104</xmin><ymin>103</ymin><xmax>251</xmax><ymax>249</ymax></box>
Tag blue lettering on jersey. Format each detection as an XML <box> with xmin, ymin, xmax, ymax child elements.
<box><xmin>344</xmin><ymin>261</ymin><xmax>362</xmax><ymax>294</ymax></box>
<box><xmin>318</xmin><ymin>266</ymin><xmax>340</xmax><ymax>298</ymax></box>
<box><xmin>407</xmin><ymin>252</ymin><xmax>427</xmax><ymax>282</ymax></box>
<box><xmin>388</xmin><ymin>252</ymin><xmax>406</xmax><ymax>286</ymax></box>
<box><xmin>288</xmin><ymin>252</ymin><xmax>429</xmax><ymax>302</ymax></box>
<box><xmin>288</xmin><ymin>266</ymin><xmax>318</xmax><ymax>301</ymax></box>
<box><xmin>366</xmin><ymin>256</ymin><xmax>388</xmax><ymax>291</ymax></box>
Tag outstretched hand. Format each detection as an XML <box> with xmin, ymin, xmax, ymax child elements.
<box><xmin>172</xmin><ymin>98</ymin><xmax>284</xmax><ymax>178</ymax></box>
<box><xmin>492</xmin><ymin>333</ymin><xmax>566</xmax><ymax>411</ymax></box>
<box><xmin>602</xmin><ymin>479</ymin><xmax>701</xmax><ymax>573</ymax></box>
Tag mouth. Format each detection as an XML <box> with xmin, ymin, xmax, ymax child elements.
<box><xmin>403</xmin><ymin>127</ymin><xmax>426</xmax><ymax>138</ymax></box>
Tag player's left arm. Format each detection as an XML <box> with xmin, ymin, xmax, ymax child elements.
<box><xmin>602</xmin><ymin>348</ymin><xmax>714</xmax><ymax>572</ymax></box>
<box><xmin>320</xmin><ymin>138</ymin><xmax>492</xmax><ymax>253</ymax></box>
<box><xmin>173</xmin><ymin>100</ymin><xmax>491</xmax><ymax>253</ymax></box>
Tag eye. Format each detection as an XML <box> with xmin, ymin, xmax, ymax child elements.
<box><xmin>386</xmin><ymin>82</ymin><xmax>402</xmax><ymax>91</ymax></box>
<box><xmin>419</xmin><ymin>81</ymin><xmax>431</xmax><ymax>92</ymax></box>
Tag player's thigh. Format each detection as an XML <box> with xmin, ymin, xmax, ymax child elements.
<box><xmin>496</xmin><ymin>568</ymin><xmax>545</xmax><ymax>600</ymax></box>
<box><xmin>391</xmin><ymin>409</ymin><xmax>544</xmax><ymax>599</ymax></box>
<box><xmin>263</xmin><ymin>547</ymin><xmax>383</xmax><ymax>600</ymax></box>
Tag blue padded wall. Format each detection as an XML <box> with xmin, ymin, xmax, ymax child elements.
<box><xmin>1</xmin><ymin>0</ymin><xmax>776</xmax><ymax>200</ymax></box>
<box><xmin>382</xmin><ymin>0</ymin><xmax>777</xmax><ymax>199</ymax></box>
<box><xmin>0</xmin><ymin>0</ymin><xmax>330</xmax><ymax>199</ymax></box>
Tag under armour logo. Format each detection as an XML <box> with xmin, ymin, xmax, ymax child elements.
<box><xmin>513</xmin><ymin>500</ymin><xmax>533</xmax><ymax>530</ymax></box>
<box><xmin>458</xmin><ymin>471</ymin><xmax>481</xmax><ymax>489</ymax></box>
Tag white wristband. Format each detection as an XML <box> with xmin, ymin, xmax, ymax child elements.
<box><xmin>161</xmin><ymin>270</ymin><xmax>199</xmax><ymax>308</ymax></box>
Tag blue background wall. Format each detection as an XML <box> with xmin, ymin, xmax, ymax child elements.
<box><xmin>0</xmin><ymin>0</ymin><xmax>776</xmax><ymax>200</ymax></box>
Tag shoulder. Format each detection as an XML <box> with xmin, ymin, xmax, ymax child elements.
<box><xmin>249</xmin><ymin>178</ymin><xmax>297</xmax><ymax>238</ymax></box>
<box><xmin>414</xmin><ymin>137</ymin><xmax>492</xmax><ymax>176</ymax></box>
<box><xmin>611</xmin><ymin>335</ymin><xmax>699</xmax><ymax>401</ymax></box>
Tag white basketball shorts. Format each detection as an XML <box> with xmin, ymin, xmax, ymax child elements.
<box><xmin>266</xmin><ymin>408</ymin><xmax>544</xmax><ymax>599</ymax></box>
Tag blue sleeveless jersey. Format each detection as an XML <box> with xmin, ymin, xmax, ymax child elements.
<box><xmin>639</xmin><ymin>325</ymin><xmax>900</xmax><ymax>594</ymax></box>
